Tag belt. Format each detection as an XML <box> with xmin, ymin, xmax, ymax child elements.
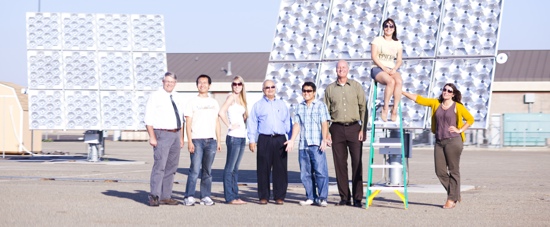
<box><xmin>260</xmin><ymin>134</ymin><xmax>285</xmax><ymax>137</ymax></box>
<box><xmin>436</xmin><ymin>136</ymin><xmax>460</xmax><ymax>142</ymax></box>
<box><xmin>332</xmin><ymin>121</ymin><xmax>358</xmax><ymax>126</ymax></box>
<box><xmin>156</xmin><ymin>128</ymin><xmax>180</xmax><ymax>132</ymax></box>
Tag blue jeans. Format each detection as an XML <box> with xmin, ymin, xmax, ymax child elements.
<box><xmin>185</xmin><ymin>138</ymin><xmax>217</xmax><ymax>198</ymax></box>
<box><xmin>223</xmin><ymin>135</ymin><xmax>246</xmax><ymax>202</ymax></box>
<box><xmin>299</xmin><ymin>145</ymin><xmax>329</xmax><ymax>200</ymax></box>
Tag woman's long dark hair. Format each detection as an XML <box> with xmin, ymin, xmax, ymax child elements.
<box><xmin>382</xmin><ymin>18</ymin><xmax>398</xmax><ymax>41</ymax></box>
<box><xmin>438</xmin><ymin>83</ymin><xmax>463</xmax><ymax>105</ymax></box>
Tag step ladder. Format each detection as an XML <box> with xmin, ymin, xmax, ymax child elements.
<box><xmin>365</xmin><ymin>81</ymin><xmax>409</xmax><ymax>209</ymax></box>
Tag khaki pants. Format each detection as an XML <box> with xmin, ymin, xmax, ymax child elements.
<box><xmin>434</xmin><ymin>136</ymin><xmax>463</xmax><ymax>201</ymax></box>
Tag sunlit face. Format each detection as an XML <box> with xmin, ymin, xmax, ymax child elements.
<box><xmin>442</xmin><ymin>85</ymin><xmax>455</xmax><ymax>100</ymax></box>
<box><xmin>232</xmin><ymin>79</ymin><xmax>243</xmax><ymax>94</ymax></box>
<box><xmin>301</xmin><ymin>86</ymin><xmax>315</xmax><ymax>102</ymax></box>
<box><xmin>336</xmin><ymin>61</ymin><xmax>349</xmax><ymax>79</ymax></box>
<box><xmin>263</xmin><ymin>80</ymin><xmax>276</xmax><ymax>98</ymax></box>
<box><xmin>162</xmin><ymin>76</ymin><xmax>177</xmax><ymax>93</ymax></box>
<box><xmin>197</xmin><ymin>77</ymin><xmax>210</xmax><ymax>94</ymax></box>
<box><xmin>383</xmin><ymin>21</ymin><xmax>395</xmax><ymax>36</ymax></box>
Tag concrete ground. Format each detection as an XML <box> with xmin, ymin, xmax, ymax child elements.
<box><xmin>1</xmin><ymin>141</ymin><xmax>549</xmax><ymax>226</ymax></box>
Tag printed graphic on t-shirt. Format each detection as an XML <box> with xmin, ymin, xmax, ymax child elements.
<box><xmin>193</xmin><ymin>103</ymin><xmax>217</xmax><ymax>112</ymax></box>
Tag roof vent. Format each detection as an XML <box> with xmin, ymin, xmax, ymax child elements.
<box><xmin>224</xmin><ymin>61</ymin><xmax>232</xmax><ymax>76</ymax></box>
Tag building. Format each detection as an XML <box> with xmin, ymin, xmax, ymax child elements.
<box><xmin>167</xmin><ymin>50</ymin><xmax>550</xmax><ymax>146</ymax></box>
<box><xmin>492</xmin><ymin>50</ymin><xmax>550</xmax><ymax>114</ymax></box>
<box><xmin>490</xmin><ymin>50</ymin><xmax>550</xmax><ymax>146</ymax></box>
<box><xmin>6</xmin><ymin>50</ymin><xmax>546</xmax><ymax>148</ymax></box>
<box><xmin>0</xmin><ymin>82</ymin><xmax>42</xmax><ymax>154</ymax></box>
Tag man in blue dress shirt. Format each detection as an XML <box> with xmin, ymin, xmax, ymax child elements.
<box><xmin>247</xmin><ymin>79</ymin><xmax>291</xmax><ymax>205</ymax></box>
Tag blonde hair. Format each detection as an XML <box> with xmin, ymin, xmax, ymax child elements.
<box><xmin>232</xmin><ymin>75</ymin><xmax>248</xmax><ymax>120</ymax></box>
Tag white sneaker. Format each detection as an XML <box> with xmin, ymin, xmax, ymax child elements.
<box><xmin>183</xmin><ymin>196</ymin><xmax>196</xmax><ymax>206</ymax></box>
<box><xmin>319</xmin><ymin>199</ymin><xmax>328</xmax><ymax>207</ymax></box>
<box><xmin>200</xmin><ymin>197</ymin><xmax>215</xmax><ymax>206</ymax></box>
<box><xmin>299</xmin><ymin>199</ymin><xmax>314</xmax><ymax>206</ymax></box>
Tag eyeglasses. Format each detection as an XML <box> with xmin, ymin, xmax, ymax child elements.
<box><xmin>442</xmin><ymin>88</ymin><xmax>454</xmax><ymax>93</ymax></box>
<box><xmin>264</xmin><ymin>86</ymin><xmax>276</xmax><ymax>90</ymax></box>
<box><xmin>232</xmin><ymin>82</ymin><xmax>243</xmax><ymax>86</ymax></box>
<box><xmin>383</xmin><ymin>24</ymin><xmax>394</xmax><ymax>29</ymax></box>
<box><xmin>302</xmin><ymin>89</ymin><xmax>314</xmax><ymax>93</ymax></box>
<box><xmin>163</xmin><ymin>81</ymin><xmax>177</xmax><ymax>84</ymax></box>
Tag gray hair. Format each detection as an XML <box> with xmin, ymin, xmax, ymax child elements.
<box><xmin>164</xmin><ymin>72</ymin><xmax>177</xmax><ymax>80</ymax></box>
<box><xmin>262</xmin><ymin>79</ymin><xmax>275</xmax><ymax>87</ymax></box>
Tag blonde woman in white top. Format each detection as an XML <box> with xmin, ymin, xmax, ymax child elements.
<box><xmin>371</xmin><ymin>18</ymin><xmax>404</xmax><ymax>122</ymax></box>
<box><xmin>218</xmin><ymin>75</ymin><xmax>248</xmax><ymax>205</ymax></box>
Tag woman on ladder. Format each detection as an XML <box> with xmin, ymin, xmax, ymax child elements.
<box><xmin>402</xmin><ymin>83</ymin><xmax>474</xmax><ymax>209</ymax></box>
<box><xmin>370</xmin><ymin>18</ymin><xmax>403</xmax><ymax>122</ymax></box>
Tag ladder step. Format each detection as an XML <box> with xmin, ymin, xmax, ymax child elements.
<box><xmin>372</xmin><ymin>142</ymin><xmax>402</xmax><ymax>147</ymax></box>
<box><xmin>370</xmin><ymin>164</ymin><xmax>403</xmax><ymax>169</ymax></box>
<box><xmin>372</xmin><ymin>120</ymin><xmax>401</xmax><ymax>129</ymax></box>
<box><xmin>379</xmin><ymin>148</ymin><xmax>402</xmax><ymax>155</ymax></box>
<box><xmin>368</xmin><ymin>186</ymin><xmax>405</xmax><ymax>191</ymax></box>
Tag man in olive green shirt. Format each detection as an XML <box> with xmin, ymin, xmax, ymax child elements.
<box><xmin>324</xmin><ymin>59</ymin><xmax>367</xmax><ymax>208</ymax></box>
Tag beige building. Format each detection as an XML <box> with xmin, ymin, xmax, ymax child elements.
<box><xmin>0</xmin><ymin>82</ymin><xmax>42</xmax><ymax>154</ymax></box>
<box><xmin>166</xmin><ymin>52</ymin><xmax>269</xmax><ymax>142</ymax></box>
<box><xmin>492</xmin><ymin>50</ymin><xmax>550</xmax><ymax>114</ymax></box>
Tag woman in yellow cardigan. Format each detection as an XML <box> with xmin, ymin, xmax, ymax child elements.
<box><xmin>402</xmin><ymin>83</ymin><xmax>474</xmax><ymax>209</ymax></box>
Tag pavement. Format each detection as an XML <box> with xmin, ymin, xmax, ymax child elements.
<box><xmin>1</xmin><ymin>141</ymin><xmax>549</xmax><ymax>226</ymax></box>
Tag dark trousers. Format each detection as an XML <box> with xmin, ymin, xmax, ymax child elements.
<box><xmin>434</xmin><ymin>136</ymin><xmax>463</xmax><ymax>201</ymax></box>
<box><xmin>150</xmin><ymin>130</ymin><xmax>181</xmax><ymax>200</ymax></box>
<box><xmin>257</xmin><ymin>134</ymin><xmax>288</xmax><ymax>200</ymax></box>
<box><xmin>329</xmin><ymin>123</ymin><xmax>363</xmax><ymax>201</ymax></box>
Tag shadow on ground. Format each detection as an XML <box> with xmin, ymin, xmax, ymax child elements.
<box><xmin>177</xmin><ymin>168</ymin><xmax>337</xmax><ymax>184</ymax></box>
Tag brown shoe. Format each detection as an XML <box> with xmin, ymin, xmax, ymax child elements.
<box><xmin>159</xmin><ymin>198</ymin><xmax>179</xmax><ymax>205</ymax></box>
<box><xmin>275</xmin><ymin>199</ymin><xmax>284</xmax><ymax>205</ymax></box>
<box><xmin>148</xmin><ymin>195</ymin><xmax>159</xmax><ymax>207</ymax></box>
<box><xmin>259</xmin><ymin>199</ymin><xmax>268</xmax><ymax>205</ymax></box>
<box><xmin>442</xmin><ymin>200</ymin><xmax>456</xmax><ymax>209</ymax></box>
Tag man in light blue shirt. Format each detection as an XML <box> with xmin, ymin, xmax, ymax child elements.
<box><xmin>285</xmin><ymin>81</ymin><xmax>330</xmax><ymax>207</ymax></box>
<box><xmin>247</xmin><ymin>79</ymin><xmax>291</xmax><ymax>205</ymax></box>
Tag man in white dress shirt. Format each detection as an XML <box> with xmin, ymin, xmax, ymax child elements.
<box><xmin>144</xmin><ymin>72</ymin><xmax>185</xmax><ymax>206</ymax></box>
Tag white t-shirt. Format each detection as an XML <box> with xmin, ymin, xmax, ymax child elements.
<box><xmin>184</xmin><ymin>95</ymin><xmax>220</xmax><ymax>139</ymax></box>
<box><xmin>371</xmin><ymin>36</ymin><xmax>403</xmax><ymax>69</ymax></box>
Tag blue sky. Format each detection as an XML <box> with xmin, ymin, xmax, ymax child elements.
<box><xmin>0</xmin><ymin>0</ymin><xmax>546</xmax><ymax>86</ymax></box>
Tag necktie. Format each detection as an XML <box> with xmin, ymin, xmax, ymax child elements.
<box><xmin>170</xmin><ymin>94</ymin><xmax>181</xmax><ymax>129</ymax></box>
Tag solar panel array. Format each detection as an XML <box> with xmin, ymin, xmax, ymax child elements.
<box><xmin>266</xmin><ymin>0</ymin><xmax>503</xmax><ymax>129</ymax></box>
<box><xmin>26</xmin><ymin>12</ymin><xmax>166</xmax><ymax>130</ymax></box>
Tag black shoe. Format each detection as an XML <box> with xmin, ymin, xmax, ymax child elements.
<box><xmin>336</xmin><ymin>200</ymin><xmax>351</xmax><ymax>206</ymax></box>
<box><xmin>148</xmin><ymin>194</ymin><xmax>159</xmax><ymax>207</ymax></box>
<box><xmin>353</xmin><ymin>200</ymin><xmax>362</xmax><ymax>208</ymax></box>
